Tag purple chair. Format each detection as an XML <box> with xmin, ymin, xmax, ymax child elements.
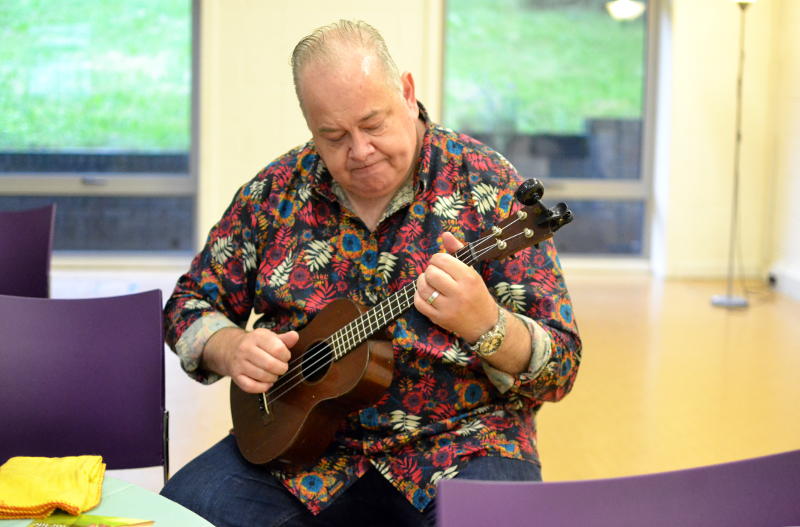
<box><xmin>437</xmin><ymin>450</ymin><xmax>800</xmax><ymax>527</ymax></box>
<box><xmin>0</xmin><ymin>204</ymin><xmax>56</xmax><ymax>298</ymax></box>
<box><xmin>0</xmin><ymin>289</ymin><xmax>169</xmax><ymax>484</ymax></box>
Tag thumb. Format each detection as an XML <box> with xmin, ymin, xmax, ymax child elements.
<box><xmin>442</xmin><ymin>231</ymin><xmax>465</xmax><ymax>254</ymax></box>
<box><xmin>278</xmin><ymin>330</ymin><xmax>300</xmax><ymax>349</ymax></box>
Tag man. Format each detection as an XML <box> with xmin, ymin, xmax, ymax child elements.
<box><xmin>161</xmin><ymin>19</ymin><xmax>581</xmax><ymax>527</ymax></box>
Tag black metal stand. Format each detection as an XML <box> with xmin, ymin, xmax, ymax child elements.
<box><xmin>712</xmin><ymin>2</ymin><xmax>750</xmax><ymax>309</ymax></box>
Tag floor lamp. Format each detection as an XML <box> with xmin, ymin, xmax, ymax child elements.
<box><xmin>712</xmin><ymin>0</ymin><xmax>757</xmax><ymax>309</ymax></box>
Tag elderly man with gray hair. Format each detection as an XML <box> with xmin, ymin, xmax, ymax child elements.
<box><xmin>161</xmin><ymin>19</ymin><xmax>581</xmax><ymax>527</ymax></box>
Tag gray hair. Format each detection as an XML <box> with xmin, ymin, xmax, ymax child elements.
<box><xmin>291</xmin><ymin>20</ymin><xmax>402</xmax><ymax>108</ymax></box>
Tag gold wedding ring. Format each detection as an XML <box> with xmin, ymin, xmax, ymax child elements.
<box><xmin>426</xmin><ymin>290</ymin><xmax>440</xmax><ymax>305</ymax></box>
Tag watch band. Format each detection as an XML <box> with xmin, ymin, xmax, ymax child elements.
<box><xmin>469</xmin><ymin>307</ymin><xmax>506</xmax><ymax>358</ymax></box>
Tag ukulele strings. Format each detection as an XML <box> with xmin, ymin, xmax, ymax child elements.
<box><xmin>263</xmin><ymin>283</ymin><xmax>417</xmax><ymax>405</ymax></box>
<box><xmin>263</xmin><ymin>223</ymin><xmax>533</xmax><ymax>406</ymax></box>
<box><xmin>263</xmin><ymin>215</ymin><xmax>532</xmax><ymax>406</ymax></box>
<box><xmin>263</xmin><ymin>228</ymin><xmax>527</xmax><ymax>407</ymax></box>
<box><xmin>264</xmin><ymin>231</ymin><xmax>507</xmax><ymax>406</ymax></box>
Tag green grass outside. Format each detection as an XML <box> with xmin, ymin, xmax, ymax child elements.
<box><xmin>0</xmin><ymin>0</ymin><xmax>190</xmax><ymax>151</ymax></box>
<box><xmin>444</xmin><ymin>0</ymin><xmax>646</xmax><ymax>135</ymax></box>
<box><xmin>0</xmin><ymin>0</ymin><xmax>644</xmax><ymax>150</ymax></box>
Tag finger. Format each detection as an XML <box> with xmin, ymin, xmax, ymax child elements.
<box><xmin>247</xmin><ymin>330</ymin><xmax>293</xmax><ymax>368</ymax></box>
<box><xmin>431</xmin><ymin>248</ymin><xmax>486</xmax><ymax>291</ymax></box>
<box><xmin>233</xmin><ymin>373</ymin><xmax>272</xmax><ymax>394</ymax></box>
<box><xmin>424</xmin><ymin>262</ymin><xmax>459</xmax><ymax>296</ymax></box>
<box><xmin>246</xmin><ymin>349</ymin><xmax>289</xmax><ymax>377</ymax></box>
<box><xmin>430</xmin><ymin>249</ymin><xmax>475</xmax><ymax>278</ymax></box>
<box><xmin>414</xmin><ymin>289</ymin><xmax>436</xmax><ymax>314</ymax></box>
<box><xmin>416</xmin><ymin>273</ymin><xmax>438</xmax><ymax>304</ymax></box>
<box><xmin>442</xmin><ymin>231</ymin><xmax>465</xmax><ymax>253</ymax></box>
<box><xmin>242</xmin><ymin>359</ymin><xmax>283</xmax><ymax>382</ymax></box>
<box><xmin>414</xmin><ymin>275</ymin><xmax>431</xmax><ymax>310</ymax></box>
<box><xmin>276</xmin><ymin>331</ymin><xmax>299</xmax><ymax>361</ymax></box>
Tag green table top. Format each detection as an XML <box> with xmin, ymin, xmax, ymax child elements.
<box><xmin>0</xmin><ymin>476</ymin><xmax>213</xmax><ymax>526</ymax></box>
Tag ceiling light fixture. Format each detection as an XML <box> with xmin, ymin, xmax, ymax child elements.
<box><xmin>605</xmin><ymin>0</ymin><xmax>646</xmax><ymax>21</ymax></box>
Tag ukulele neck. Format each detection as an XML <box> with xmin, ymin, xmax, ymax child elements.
<box><xmin>327</xmin><ymin>241</ymin><xmax>481</xmax><ymax>359</ymax></box>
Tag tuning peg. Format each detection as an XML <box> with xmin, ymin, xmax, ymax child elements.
<box><xmin>551</xmin><ymin>202</ymin><xmax>573</xmax><ymax>228</ymax></box>
<box><xmin>515</xmin><ymin>178</ymin><xmax>544</xmax><ymax>205</ymax></box>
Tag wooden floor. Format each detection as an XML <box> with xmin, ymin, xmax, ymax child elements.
<box><xmin>52</xmin><ymin>269</ymin><xmax>800</xmax><ymax>490</ymax></box>
<box><xmin>537</xmin><ymin>272</ymin><xmax>800</xmax><ymax>481</ymax></box>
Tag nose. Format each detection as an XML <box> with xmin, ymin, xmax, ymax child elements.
<box><xmin>348</xmin><ymin>130</ymin><xmax>374</xmax><ymax>162</ymax></box>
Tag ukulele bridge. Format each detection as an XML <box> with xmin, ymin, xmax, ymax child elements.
<box><xmin>259</xmin><ymin>393</ymin><xmax>271</xmax><ymax>416</ymax></box>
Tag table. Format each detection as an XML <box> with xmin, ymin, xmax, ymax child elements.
<box><xmin>0</xmin><ymin>476</ymin><xmax>213</xmax><ymax>526</ymax></box>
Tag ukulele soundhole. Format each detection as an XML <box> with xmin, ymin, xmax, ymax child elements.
<box><xmin>301</xmin><ymin>340</ymin><xmax>333</xmax><ymax>383</ymax></box>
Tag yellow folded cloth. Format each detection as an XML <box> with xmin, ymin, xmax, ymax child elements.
<box><xmin>0</xmin><ymin>455</ymin><xmax>105</xmax><ymax>519</ymax></box>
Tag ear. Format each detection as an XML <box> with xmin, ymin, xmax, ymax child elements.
<box><xmin>400</xmin><ymin>72</ymin><xmax>418</xmax><ymax>116</ymax></box>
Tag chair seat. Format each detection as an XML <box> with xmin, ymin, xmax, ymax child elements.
<box><xmin>437</xmin><ymin>450</ymin><xmax>800</xmax><ymax>527</ymax></box>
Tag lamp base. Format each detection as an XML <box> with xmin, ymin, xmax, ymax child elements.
<box><xmin>710</xmin><ymin>294</ymin><xmax>749</xmax><ymax>309</ymax></box>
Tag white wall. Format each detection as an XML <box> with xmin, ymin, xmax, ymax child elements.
<box><xmin>663</xmin><ymin>0</ymin><xmax>776</xmax><ymax>278</ymax></box>
<box><xmin>661</xmin><ymin>0</ymin><xmax>799</xmax><ymax>298</ymax></box>
<box><xmin>196</xmin><ymin>0</ymin><xmax>444</xmax><ymax>243</ymax></box>
<box><xmin>769</xmin><ymin>0</ymin><xmax>800</xmax><ymax>299</ymax></box>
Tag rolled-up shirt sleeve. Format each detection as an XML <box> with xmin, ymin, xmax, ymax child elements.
<box><xmin>164</xmin><ymin>176</ymin><xmax>267</xmax><ymax>384</ymax></box>
<box><xmin>481</xmin><ymin>311</ymin><xmax>552</xmax><ymax>394</ymax></box>
<box><xmin>174</xmin><ymin>312</ymin><xmax>239</xmax><ymax>384</ymax></box>
<box><xmin>478</xmin><ymin>234</ymin><xmax>582</xmax><ymax>404</ymax></box>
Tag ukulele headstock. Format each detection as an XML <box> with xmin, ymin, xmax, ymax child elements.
<box><xmin>473</xmin><ymin>178</ymin><xmax>573</xmax><ymax>262</ymax></box>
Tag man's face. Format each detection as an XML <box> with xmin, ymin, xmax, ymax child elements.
<box><xmin>299</xmin><ymin>52</ymin><xmax>422</xmax><ymax>204</ymax></box>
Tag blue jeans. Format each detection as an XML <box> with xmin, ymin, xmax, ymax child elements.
<box><xmin>161</xmin><ymin>435</ymin><xmax>541</xmax><ymax>527</ymax></box>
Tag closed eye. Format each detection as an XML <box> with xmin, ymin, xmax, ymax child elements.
<box><xmin>364</xmin><ymin>121</ymin><xmax>386</xmax><ymax>133</ymax></box>
<box><xmin>323</xmin><ymin>133</ymin><xmax>346</xmax><ymax>143</ymax></box>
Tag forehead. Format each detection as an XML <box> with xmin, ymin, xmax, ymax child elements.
<box><xmin>299</xmin><ymin>55</ymin><xmax>399</xmax><ymax>130</ymax></box>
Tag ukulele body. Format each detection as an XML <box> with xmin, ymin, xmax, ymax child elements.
<box><xmin>230</xmin><ymin>297</ymin><xmax>394</xmax><ymax>467</ymax></box>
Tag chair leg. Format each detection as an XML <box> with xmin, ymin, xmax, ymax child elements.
<box><xmin>162</xmin><ymin>409</ymin><xmax>170</xmax><ymax>486</ymax></box>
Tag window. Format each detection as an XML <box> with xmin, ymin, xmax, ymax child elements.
<box><xmin>444</xmin><ymin>0</ymin><xmax>651</xmax><ymax>255</ymax></box>
<box><xmin>0</xmin><ymin>0</ymin><xmax>195</xmax><ymax>252</ymax></box>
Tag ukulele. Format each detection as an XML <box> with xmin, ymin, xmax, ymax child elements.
<box><xmin>230</xmin><ymin>178</ymin><xmax>573</xmax><ymax>466</ymax></box>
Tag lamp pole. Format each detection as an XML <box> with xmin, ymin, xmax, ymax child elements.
<box><xmin>712</xmin><ymin>1</ymin><xmax>753</xmax><ymax>309</ymax></box>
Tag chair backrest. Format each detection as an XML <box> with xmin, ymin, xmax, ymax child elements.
<box><xmin>437</xmin><ymin>450</ymin><xmax>800</xmax><ymax>527</ymax></box>
<box><xmin>0</xmin><ymin>204</ymin><xmax>56</xmax><ymax>298</ymax></box>
<box><xmin>0</xmin><ymin>290</ymin><xmax>168</xmax><ymax>481</ymax></box>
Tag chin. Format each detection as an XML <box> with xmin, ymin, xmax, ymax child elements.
<box><xmin>348</xmin><ymin>171</ymin><xmax>403</xmax><ymax>194</ymax></box>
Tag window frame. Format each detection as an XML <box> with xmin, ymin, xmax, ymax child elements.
<box><xmin>442</xmin><ymin>0</ymin><xmax>660</xmax><ymax>260</ymax></box>
<box><xmin>0</xmin><ymin>0</ymin><xmax>200</xmax><ymax>251</ymax></box>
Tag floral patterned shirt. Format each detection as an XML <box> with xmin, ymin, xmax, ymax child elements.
<box><xmin>163</xmin><ymin>106</ymin><xmax>581</xmax><ymax>514</ymax></box>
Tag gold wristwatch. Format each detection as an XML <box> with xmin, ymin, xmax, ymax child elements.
<box><xmin>469</xmin><ymin>307</ymin><xmax>506</xmax><ymax>358</ymax></box>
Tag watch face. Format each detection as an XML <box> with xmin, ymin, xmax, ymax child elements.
<box><xmin>480</xmin><ymin>334</ymin><xmax>503</xmax><ymax>355</ymax></box>
<box><xmin>473</xmin><ymin>308</ymin><xmax>506</xmax><ymax>357</ymax></box>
